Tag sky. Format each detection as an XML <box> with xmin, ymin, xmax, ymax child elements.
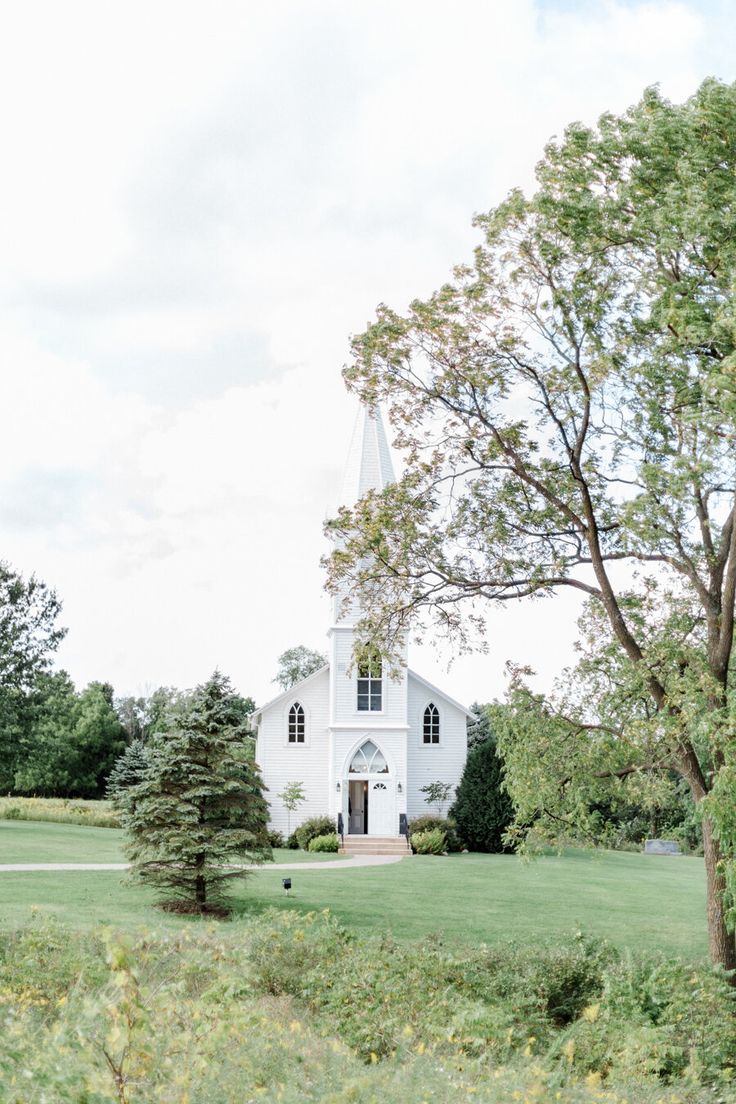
<box><xmin>0</xmin><ymin>0</ymin><xmax>734</xmax><ymax>707</ymax></box>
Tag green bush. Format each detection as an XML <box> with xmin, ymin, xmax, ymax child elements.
<box><xmin>295</xmin><ymin>815</ymin><xmax>335</xmax><ymax>851</ymax></box>
<box><xmin>1</xmin><ymin>912</ymin><xmax>734</xmax><ymax>1100</ymax></box>
<box><xmin>555</xmin><ymin>953</ymin><xmax>736</xmax><ymax>1085</ymax></box>
<box><xmin>408</xmin><ymin>815</ymin><xmax>462</xmax><ymax>852</ymax></box>
<box><xmin>267</xmin><ymin>829</ymin><xmax>285</xmax><ymax>848</ymax></box>
<box><xmin>449</xmin><ymin>737</ymin><xmax>514</xmax><ymax>853</ymax></box>
<box><xmin>411</xmin><ymin>828</ymin><xmax>446</xmax><ymax>855</ymax></box>
<box><xmin>285</xmin><ymin>831</ymin><xmax>300</xmax><ymax>849</ymax></box>
<box><xmin>308</xmin><ymin>832</ymin><xmax>339</xmax><ymax>853</ymax></box>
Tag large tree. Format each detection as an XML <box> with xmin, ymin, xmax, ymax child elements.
<box><xmin>326</xmin><ymin>80</ymin><xmax>736</xmax><ymax>970</ymax></box>
<box><xmin>14</xmin><ymin>678</ymin><xmax>126</xmax><ymax>797</ymax></box>
<box><xmin>123</xmin><ymin>671</ymin><xmax>270</xmax><ymax>913</ymax></box>
<box><xmin>0</xmin><ymin>562</ymin><xmax>66</xmax><ymax>791</ymax></box>
<box><xmin>273</xmin><ymin>645</ymin><xmax>327</xmax><ymax>690</ymax></box>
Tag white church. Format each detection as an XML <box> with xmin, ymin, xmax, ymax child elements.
<box><xmin>251</xmin><ymin>406</ymin><xmax>471</xmax><ymax>850</ymax></box>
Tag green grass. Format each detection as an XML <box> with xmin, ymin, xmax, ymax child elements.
<box><xmin>0</xmin><ymin>821</ymin><xmax>708</xmax><ymax>956</ymax></box>
<box><xmin>0</xmin><ymin>820</ymin><xmax>346</xmax><ymax>865</ymax></box>
<box><xmin>0</xmin><ymin>819</ymin><xmax>126</xmax><ymax>862</ymax></box>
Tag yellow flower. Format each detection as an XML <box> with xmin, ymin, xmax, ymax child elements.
<box><xmin>582</xmin><ymin>1003</ymin><xmax>601</xmax><ymax>1023</ymax></box>
<box><xmin>585</xmin><ymin>1071</ymin><xmax>602</xmax><ymax>1087</ymax></box>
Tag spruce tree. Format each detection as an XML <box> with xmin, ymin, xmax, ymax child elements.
<box><xmin>106</xmin><ymin>740</ymin><xmax>150</xmax><ymax>805</ymax></box>
<box><xmin>450</xmin><ymin>738</ymin><xmax>514</xmax><ymax>853</ymax></box>
<box><xmin>466</xmin><ymin>702</ymin><xmax>493</xmax><ymax>750</ymax></box>
<box><xmin>123</xmin><ymin>671</ymin><xmax>270</xmax><ymax>913</ymax></box>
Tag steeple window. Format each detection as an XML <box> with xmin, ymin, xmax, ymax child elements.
<box><xmin>357</xmin><ymin>648</ymin><xmax>382</xmax><ymax>712</ymax></box>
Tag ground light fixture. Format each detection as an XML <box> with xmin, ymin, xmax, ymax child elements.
<box><xmin>282</xmin><ymin>877</ymin><xmax>292</xmax><ymax>895</ymax></box>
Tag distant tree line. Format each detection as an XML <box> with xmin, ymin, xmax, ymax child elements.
<box><xmin>0</xmin><ymin>558</ymin><xmax>257</xmax><ymax>800</ymax></box>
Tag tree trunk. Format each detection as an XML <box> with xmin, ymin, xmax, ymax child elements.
<box><xmin>701</xmin><ymin>817</ymin><xmax>736</xmax><ymax>973</ymax></box>
<box><xmin>195</xmin><ymin>853</ymin><xmax>206</xmax><ymax>908</ymax></box>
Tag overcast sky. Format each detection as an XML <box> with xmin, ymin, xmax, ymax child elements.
<box><xmin>1</xmin><ymin>0</ymin><xmax>733</xmax><ymax>707</ymax></box>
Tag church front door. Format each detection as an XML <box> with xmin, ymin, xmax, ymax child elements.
<box><xmin>348</xmin><ymin>779</ymin><xmax>367</xmax><ymax>834</ymax></box>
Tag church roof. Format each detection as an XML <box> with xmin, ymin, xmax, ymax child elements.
<box><xmin>339</xmin><ymin>404</ymin><xmax>395</xmax><ymax>506</ymax></box>
<box><xmin>407</xmin><ymin>669</ymin><xmax>476</xmax><ymax>719</ymax></box>
<box><xmin>250</xmin><ymin>664</ymin><xmax>329</xmax><ymax>723</ymax></box>
<box><xmin>251</xmin><ymin>662</ymin><xmax>474</xmax><ymax>721</ymax></box>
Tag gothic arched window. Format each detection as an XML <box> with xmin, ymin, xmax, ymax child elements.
<box><xmin>423</xmin><ymin>703</ymin><xmax>440</xmax><ymax>744</ymax></box>
<box><xmin>357</xmin><ymin>647</ymin><xmax>382</xmax><ymax>712</ymax></box>
<box><xmin>288</xmin><ymin>702</ymin><xmax>305</xmax><ymax>743</ymax></box>
<box><xmin>349</xmin><ymin>739</ymin><xmax>389</xmax><ymax>774</ymax></box>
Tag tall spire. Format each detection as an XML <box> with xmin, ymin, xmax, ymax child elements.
<box><xmin>339</xmin><ymin>405</ymin><xmax>395</xmax><ymax>507</ymax></box>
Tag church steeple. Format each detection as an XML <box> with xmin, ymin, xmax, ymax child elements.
<box><xmin>338</xmin><ymin>404</ymin><xmax>395</xmax><ymax>508</ymax></box>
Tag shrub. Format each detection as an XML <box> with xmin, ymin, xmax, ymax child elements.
<box><xmin>285</xmin><ymin>831</ymin><xmax>300</xmax><ymax>849</ymax></box>
<box><xmin>408</xmin><ymin>814</ymin><xmax>462</xmax><ymax>852</ymax></box>
<box><xmin>308</xmin><ymin>833</ymin><xmax>339</xmax><ymax>853</ymax></box>
<box><xmin>295</xmin><ymin>815</ymin><xmax>335</xmax><ymax>851</ymax></box>
<box><xmin>267</xmin><ymin>829</ymin><xmax>285</xmax><ymax>848</ymax></box>
<box><xmin>450</xmin><ymin>737</ymin><xmax>514</xmax><ymax>852</ymax></box>
<box><xmin>411</xmin><ymin>828</ymin><xmax>446</xmax><ymax>855</ymax></box>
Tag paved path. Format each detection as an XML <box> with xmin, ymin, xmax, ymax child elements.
<box><xmin>0</xmin><ymin>855</ymin><xmax>406</xmax><ymax>873</ymax></box>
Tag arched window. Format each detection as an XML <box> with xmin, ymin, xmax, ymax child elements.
<box><xmin>288</xmin><ymin>702</ymin><xmax>305</xmax><ymax>743</ymax></box>
<box><xmin>357</xmin><ymin>647</ymin><xmax>382</xmax><ymax>712</ymax></box>
<box><xmin>349</xmin><ymin>739</ymin><xmax>389</xmax><ymax>774</ymax></box>
<box><xmin>423</xmin><ymin>703</ymin><xmax>440</xmax><ymax>744</ymax></box>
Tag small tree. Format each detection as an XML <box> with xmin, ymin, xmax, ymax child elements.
<box><xmin>279</xmin><ymin>780</ymin><xmax>306</xmax><ymax>836</ymax></box>
<box><xmin>106</xmin><ymin>741</ymin><xmax>150</xmax><ymax>805</ymax></box>
<box><xmin>273</xmin><ymin>646</ymin><xmax>326</xmax><ymax>690</ymax></box>
<box><xmin>450</xmin><ymin>738</ymin><xmax>514</xmax><ymax>853</ymax></box>
<box><xmin>419</xmin><ymin>781</ymin><xmax>453</xmax><ymax>817</ymax></box>
<box><xmin>123</xmin><ymin>671</ymin><xmax>270</xmax><ymax>914</ymax></box>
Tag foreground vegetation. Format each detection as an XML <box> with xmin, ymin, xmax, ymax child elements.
<box><xmin>0</xmin><ymin>910</ymin><xmax>732</xmax><ymax>1103</ymax></box>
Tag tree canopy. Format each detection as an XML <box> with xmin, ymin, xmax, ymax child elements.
<box><xmin>0</xmin><ymin>562</ymin><xmax>66</xmax><ymax>791</ymax></box>
<box><xmin>273</xmin><ymin>645</ymin><xmax>327</xmax><ymax>690</ymax></box>
<box><xmin>326</xmin><ymin>79</ymin><xmax>736</xmax><ymax>969</ymax></box>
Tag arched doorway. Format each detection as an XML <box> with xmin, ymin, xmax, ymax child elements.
<box><xmin>345</xmin><ymin>739</ymin><xmax>395</xmax><ymax>836</ymax></box>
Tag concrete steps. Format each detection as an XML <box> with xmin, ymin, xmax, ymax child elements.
<box><xmin>339</xmin><ymin>836</ymin><xmax>411</xmax><ymax>856</ymax></box>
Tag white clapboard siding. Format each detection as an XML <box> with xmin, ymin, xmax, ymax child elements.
<box><xmin>406</xmin><ymin>673</ymin><xmax>469</xmax><ymax>821</ymax></box>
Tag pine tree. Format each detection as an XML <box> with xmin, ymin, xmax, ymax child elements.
<box><xmin>123</xmin><ymin>671</ymin><xmax>271</xmax><ymax>913</ymax></box>
<box><xmin>450</xmin><ymin>737</ymin><xmax>514</xmax><ymax>853</ymax></box>
<box><xmin>106</xmin><ymin>740</ymin><xmax>150</xmax><ymax>805</ymax></box>
<box><xmin>466</xmin><ymin>702</ymin><xmax>493</xmax><ymax>750</ymax></box>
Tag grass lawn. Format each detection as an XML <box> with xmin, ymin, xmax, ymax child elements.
<box><xmin>0</xmin><ymin>821</ymin><xmax>708</xmax><ymax>957</ymax></box>
<box><xmin>0</xmin><ymin>820</ymin><xmax>345</xmax><ymax>865</ymax></box>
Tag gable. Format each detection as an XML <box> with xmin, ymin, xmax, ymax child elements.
<box><xmin>407</xmin><ymin>669</ymin><xmax>474</xmax><ymax>719</ymax></box>
<box><xmin>250</xmin><ymin>665</ymin><xmax>329</xmax><ymax>725</ymax></box>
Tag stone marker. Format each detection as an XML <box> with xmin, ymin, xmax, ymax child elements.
<box><xmin>644</xmin><ymin>839</ymin><xmax>681</xmax><ymax>855</ymax></box>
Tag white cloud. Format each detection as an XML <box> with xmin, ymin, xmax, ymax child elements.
<box><xmin>0</xmin><ymin>0</ymin><xmax>730</xmax><ymax>704</ymax></box>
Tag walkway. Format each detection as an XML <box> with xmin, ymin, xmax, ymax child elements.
<box><xmin>0</xmin><ymin>854</ymin><xmax>406</xmax><ymax>873</ymax></box>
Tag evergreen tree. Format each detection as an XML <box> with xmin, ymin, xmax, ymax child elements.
<box><xmin>467</xmin><ymin>702</ymin><xmax>493</xmax><ymax>750</ymax></box>
<box><xmin>106</xmin><ymin>740</ymin><xmax>150</xmax><ymax>804</ymax></box>
<box><xmin>450</xmin><ymin>738</ymin><xmax>514</xmax><ymax>853</ymax></box>
<box><xmin>123</xmin><ymin>671</ymin><xmax>270</xmax><ymax>913</ymax></box>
